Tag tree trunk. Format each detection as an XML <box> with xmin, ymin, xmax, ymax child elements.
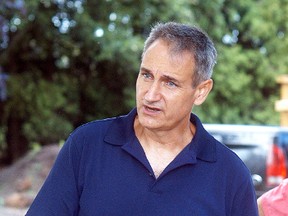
<box><xmin>4</xmin><ymin>114</ymin><xmax>28</xmax><ymax>164</ymax></box>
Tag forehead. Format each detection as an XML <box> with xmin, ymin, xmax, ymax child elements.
<box><xmin>141</xmin><ymin>40</ymin><xmax>195</xmax><ymax>79</ymax></box>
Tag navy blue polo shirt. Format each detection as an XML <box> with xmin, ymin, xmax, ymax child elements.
<box><xmin>26</xmin><ymin>108</ymin><xmax>258</xmax><ymax>216</ymax></box>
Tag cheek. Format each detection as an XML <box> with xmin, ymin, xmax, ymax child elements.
<box><xmin>136</xmin><ymin>79</ymin><xmax>149</xmax><ymax>95</ymax></box>
<box><xmin>136</xmin><ymin>80</ymin><xmax>145</xmax><ymax>100</ymax></box>
<box><xmin>135</xmin><ymin>80</ymin><xmax>141</xmax><ymax>95</ymax></box>
<box><xmin>168</xmin><ymin>93</ymin><xmax>195</xmax><ymax>109</ymax></box>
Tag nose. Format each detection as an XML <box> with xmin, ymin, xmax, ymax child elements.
<box><xmin>144</xmin><ymin>81</ymin><xmax>161</xmax><ymax>102</ymax></box>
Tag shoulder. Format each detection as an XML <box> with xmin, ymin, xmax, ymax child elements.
<box><xmin>71</xmin><ymin>117</ymin><xmax>116</xmax><ymax>139</ymax></box>
<box><xmin>192</xmin><ymin>114</ymin><xmax>249</xmax><ymax>174</ymax></box>
<box><xmin>259</xmin><ymin>178</ymin><xmax>288</xmax><ymax>215</ymax></box>
<box><xmin>214</xmin><ymin>136</ymin><xmax>250</xmax><ymax>175</ymax></box>
<box><xmin>70</xmin><ymin>109</ymin><xmax>137</xmax><ymax>141</ymax></box>
<box><xmin>198</xmin><ymin>126</ymin><xmax>252</xmax><ymax>182</ymax></box>
<box><xmin>66</xmin><ymin>109</ymin><xmax>136</xmax><ymax>151</ymax></box>
<box><xmin>58</xmin><ymin>117</ymin><xmax>118</xmax><ymax>159</ymax></box>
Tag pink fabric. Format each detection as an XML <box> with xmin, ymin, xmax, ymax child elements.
<box><xmin>261</xmin><ymin>179</ymin><xmax>288</xmax><ymax>216</ymax></box>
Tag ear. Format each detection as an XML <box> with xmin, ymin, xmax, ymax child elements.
<box><xmin>194</xmin><ymin>79</ymin><xmax>213</xmax><ymax>106</ymax></box>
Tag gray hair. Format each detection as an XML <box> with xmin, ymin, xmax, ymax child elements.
<box><xmin>142</xmin><ymin>22</ymin><xmax>217</xmax><ymax>87</ymax></box>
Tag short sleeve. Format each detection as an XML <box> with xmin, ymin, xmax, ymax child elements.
<box><xmin>26</xmin><ymin>136</ymin><xmax>82</xmax><ymax>216</ymax></box>
<box><xmin>230</xmin><ymin>176</ymin><xmax>259</xmax><ymax>216</ymax></box>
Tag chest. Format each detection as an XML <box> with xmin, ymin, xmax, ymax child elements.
<box><xmin>144</xmin><ymin>147</ymin><xmax>179</xmax><ymax>178</ymax></box>
<box><xmin>76</xmin><ymin>147</ymin><xmax>229</xmax><ymax>216</ymax></box>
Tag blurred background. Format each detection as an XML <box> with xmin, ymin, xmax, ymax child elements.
<box><xmin>0</xmin><ymin>0</ymin><xmax>288</xmax><ymax>213</ymax></box>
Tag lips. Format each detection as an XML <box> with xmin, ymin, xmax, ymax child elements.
<box><xmin>144</xmin><ymin>105</ymin><xmax>161</xmax><ymax>113</ymax></box>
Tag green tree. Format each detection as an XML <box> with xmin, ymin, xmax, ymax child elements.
<box><xmin>0</xmin><ymin>0</ymin><xmax>288</xmax><ymax>163</ymax></box>
<box><xmin>0</xmin><ymin>0</ymin><xmax>195</xmax><ymax>163</ymax></box>
<box><xmin>192</xmin><ymin>0</ymin><xmax>288</xmax><ymax>125</ymax></box>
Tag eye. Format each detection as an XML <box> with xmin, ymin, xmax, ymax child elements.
<box><xmin>166</xmin><ymin>80</ymin><xmax>177</xmax><ymax>88</ymax></box>
<box><xmin>142</xmin><ymin>72</ymin><xmax>152</xmax><ymax>79</ymax></box>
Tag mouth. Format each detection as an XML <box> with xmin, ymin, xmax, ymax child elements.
<box><xmin>143</xmin><ymin>105</ymin><xmax>161</xmax><ymax>113</ymax></box>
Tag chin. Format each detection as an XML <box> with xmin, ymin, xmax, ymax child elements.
<box><xmin>138</xmin><ymin>116</ymin><xmax>160</xmax><ymax>129</ymax></box>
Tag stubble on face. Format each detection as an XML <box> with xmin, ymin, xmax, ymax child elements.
<box><xmin>135</xmin><ymin>39</ymin><xmax>197</xmax><ymax>133</ymax></box>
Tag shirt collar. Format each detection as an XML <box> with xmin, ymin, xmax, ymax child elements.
<box><xmin>104</xmin><ymin>108</ymin><xmax>216</xmax><ymax>163</ymax></box>
<box><xmin>189</xmin><ymin>113</ymin><xmax>217</xmax><ymax>163</ymax></box>
<box><xmin>104</xmin><ymin>108</ymin><xmax>137</xmax><ymax>145</ymax></box>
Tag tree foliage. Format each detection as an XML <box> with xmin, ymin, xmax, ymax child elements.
<box><xmin>0</xmin><ymin>0</ymin><xmax>287</xmax><ymax>163</ymax></box>
<box><xmin>193</xmin><ymin>0</ymin><xmax>288</xmax><ymax>124</ymax></box>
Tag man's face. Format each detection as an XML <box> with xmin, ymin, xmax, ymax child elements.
<box><xmin>136</xmin><ymin>39</ymin><xmax>201</xmax><ymax>131</ymax></box>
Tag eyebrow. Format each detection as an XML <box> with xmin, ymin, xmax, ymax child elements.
<box><xmin>140</xmin><ymin>66</ymin><xmax>151</xmax><ymax>73</ymax></box>
<box><xmin>162</xmin><ymin>75</ymin><xmax>179</xmax><ymax>84</ymax></box>
<box><xmin>140</xmin><ymin>66</ymin><xmax>180</xmax><ymax>84</ymax></box>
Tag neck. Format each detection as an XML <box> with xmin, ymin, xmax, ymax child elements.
<box><xmin>134</xmin><ymin>116</ymin><xmax>195</xmax><ymax>150</ymax></box>
<box><xmin>134</xmin><ymin>116</ymin><xmax>195</xmax><ymax>178</ymax></box>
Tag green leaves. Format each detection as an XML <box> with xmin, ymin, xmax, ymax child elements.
<box><xmin>1</xmin><ymin>0</ymin><xmax>288</xmax><ymax>159</ymax></box>
<box><xmin>4</xmin><ymin>73</ymin><xmax>75</xmax><ymax>144</ymax></box>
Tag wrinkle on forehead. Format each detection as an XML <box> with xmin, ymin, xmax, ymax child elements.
<box><xmin>167</xmin><ymin>49</ymin><xmax>195</xmax><ymax>81</ymax></box>
<box><xmin>142</xmin><ymin>39</ymin><xmax>195</xmax><ymax>82</ymax></box>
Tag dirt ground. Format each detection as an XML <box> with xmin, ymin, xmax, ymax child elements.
<box><xmin>0</xmin><ymin>206</ymin><xmax>28</xmax><ymax>216</ymax></box>
<box><xmin>0</xmin><ymin>144</ymin><xmax>61</xmax><ymax>215</ymax></box>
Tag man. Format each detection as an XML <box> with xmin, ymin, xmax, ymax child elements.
<box><xmin>26</xmin><ymin>22</ymin><xmax>258</xmax><ymax>215</ymax></box>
